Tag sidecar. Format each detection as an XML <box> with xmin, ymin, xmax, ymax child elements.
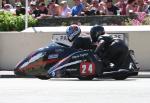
<box><xmin>14</xmin><ymin>42</ymin><xmax>140</xmax><ymax>80</ymax></box>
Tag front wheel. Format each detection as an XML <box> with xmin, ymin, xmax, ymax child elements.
<box><xmin>36</xmin><ymin>75</ymin><xmax>50</xmax><ymax>80</ymax></box>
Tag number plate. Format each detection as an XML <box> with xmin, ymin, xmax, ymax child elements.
<box><xmin>80</xmin><ymin>62</ymin><xmax>95</xmax><ymax>76</ymax></box>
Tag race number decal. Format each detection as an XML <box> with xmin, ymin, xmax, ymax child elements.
<box><xmin>80</xmin><ymin>62</ymin><xmax>95</xmax><ymax>76</ymax></box>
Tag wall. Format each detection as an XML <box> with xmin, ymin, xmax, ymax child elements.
<box><xmin>0</xmin><ymin>32</ymin><xmax>52</xmax><ymax>70</ymax></box>
<box><xmin>37</xmin><ymin>15</ymin><xmax>136</xmax><ymax>27</ymax></box>
<box><xmin>129</xmin><ymin>31</ymin><xmax>150</xmax><ymax>71</ymax></box>
<box><xmin>0</xmin><ymin>26</ymin><xmax>150</xmax><ymax>71</ymax></box>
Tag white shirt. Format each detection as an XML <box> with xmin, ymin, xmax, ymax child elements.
<box><xmin>61</xmin><ymin>6</ymin><xmax>71</xmax><ymax>17</ymax></box>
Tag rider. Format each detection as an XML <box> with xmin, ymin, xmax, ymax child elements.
<box><xmin>66</xmin><ymin>24</ymin><xmax>92</xmax><ymax>50</ymax></box>
<box><xmin>65</xmin><ymin>24</ymin><xmax>103</xmax><ymax>75</ymax></box>
<box><xmin>90</xmin><ymin>25</ymin><xmax>129</xmax><ymax>71</ymax></box>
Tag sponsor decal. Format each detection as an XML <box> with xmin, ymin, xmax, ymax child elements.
<box><xmin>66</xmin><ymin>68</ymin><xmax>78</xmax><ymax>72</ymax></box>
<box><xmin>52</xmin><ymin>34</ymin><xmax>72</xmax><ymax>46</ymax></box>
<box><xmin>72</xmin><ymin>53</ymin><xmax>88</xmax><ymax>59</ymax></box>
<box><xmin>108</xmin><ymin>33</ymin><xmax>125</xmax><ymax>40</ymax></box>
<box><xmin>52</xmin><ymin>34</ymin><xmax>68</xmax><ymax>41</ymax></box>
<box><xmin>55</xmin><ymin>49</ymin><xmax>64</xmax><ymax>53</ymax></box>
<box><xmin>48</xmin><ymin>60</ymin><xmax>82</xmax><ymax>74</ymax></box>
<box><xmin>48</xmin><ymin>54</ymin><xmax>59</xmax><ymax>59</ymax></box>
<box><xmin>52</xmin><ymin>33</ymin><xmax>127</xmax><ymax>44</ymax></box>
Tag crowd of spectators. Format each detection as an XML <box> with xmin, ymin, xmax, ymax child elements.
<box><xmin>1</xmin><ymin>0</ymin><xmax>150</xmax><ymax>19</ymax></box>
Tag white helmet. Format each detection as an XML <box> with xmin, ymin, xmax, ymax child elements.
<box><xmin>66</xmin><ymin>24</ymin><xmax>81</xmax><ymax>42</ymax></box>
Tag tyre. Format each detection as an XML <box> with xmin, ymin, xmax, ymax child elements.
<box><xmin>112</xmin><ymin>75</ymin><xmax>128</xmax><ymax>80</ymax></box>
<box><xmin>78</xmin><ymin>76</ymin><xmax>94</xmax><ymax>80</ymax></box>
<box><xmin>36</xmin><ymin>75</ymin><xmax>50</xmax><ymax>80</ymax></box>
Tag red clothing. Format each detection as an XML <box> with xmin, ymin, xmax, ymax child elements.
<box><xmin>115</xmin><ymin>2</ymin><xmax>127</xmax><ymax>15</ymax></box>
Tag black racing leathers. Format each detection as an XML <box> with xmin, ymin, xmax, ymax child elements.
<box><xmin>70</xmin><ymin>34</ymin><xmax>102</xmax><ymax>75</ymax></box>
<box><xmin>95</xmin><ymin>34</ymin><xmax>129</xmax><ymax>70</ymax></box>
<box><xmin>71</xmin><ymin>34</ymin><xmax>92</xmax><ymax>50</ymax></box>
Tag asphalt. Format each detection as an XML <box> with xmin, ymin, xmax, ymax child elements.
<box><xmin>0</xmin><ymin>71</ymin><xmax>150</xmax><ymax>78</ymax></box>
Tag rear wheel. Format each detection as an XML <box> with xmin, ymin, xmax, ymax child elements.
<box><xmin>112</xmin><ymin>74</ymin><xmax>128</xmax><ymax>80</ymax></box>
<box><xmin>78</xmin><ymin>76</ymin><xmax>94</xmax><ymax>80</ymax></box>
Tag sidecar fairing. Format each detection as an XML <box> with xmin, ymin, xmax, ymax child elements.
<box><xmin>14</xmin><ymin>42</ymin><xmax>75</xmax><ymax>79</ymax></box>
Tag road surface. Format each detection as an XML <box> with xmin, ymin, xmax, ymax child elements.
<box><xmin>0</xmin><ymin>78</ymin><xmax>150</xmax><ymax>103</ymax></box>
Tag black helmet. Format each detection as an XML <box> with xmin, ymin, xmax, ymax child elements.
<box><xmin>90</xmin><ymin>25</ymin><xmax>105</xmax><ymax>42</ymax></box>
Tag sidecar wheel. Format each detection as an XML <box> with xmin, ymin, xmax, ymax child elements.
<box><xmin>112</xmin><ymin>75</ymin><xmax>128</xmax><ymax>80</ymax></box>
<box><xmin>36</xmin><ymin>75</ymin><xmax>50</xmax><ymax>80</ymax></box>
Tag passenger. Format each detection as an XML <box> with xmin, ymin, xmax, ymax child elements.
<box><xmin>90</xmin><ymin>25</ymin><xmax>129</xmax><ymax>71</ymax></box>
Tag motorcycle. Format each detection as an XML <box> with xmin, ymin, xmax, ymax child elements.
<box><xmin>14</xmin><ymin>41</ymin><xmax>140</xmax><ymax>80</ymax></box>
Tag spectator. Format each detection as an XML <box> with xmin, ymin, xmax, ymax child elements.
<box><xmin>15</xmin><ymin>0</ymin><xmax>22</xmax><ymax>2</ymax></box>
<box><xmin>2</xmin><ymin>1</ymin><xmax>15</xmax><ymax>14</ymax></box>
<box><xmin>126</xmin><ymin>0</ymin><xmax>138</xmax><ymax>15</ymax></box>
<box><xmin>30</xmin><ymin>0</ymin><xmax>44</xmax><ymax>6</ymax></box>
<box><xmin>82</xmin><ymin>0</ymin><xmax>90</xmax><ymax>10</ymax></box>
<box><xmin>29</xmin><ymin>0</ymin><xmax>38</xmax><ymax>4</ymax></box>
<box><xmin>2</xmin><ymin>0</ymin><xmax>7</xmax><ymax>8</ymax></box>
<box><xmin>71</xmin><ymin>0</ymin><xmax>85</xmax><ymax>16</ymax></box>
<box><xmin>105</xmin><ymin>0</ymin><xmax>120</xmax><ymax>15</ymax></box>
<box><xmin>115</xmin><ymin>0</ymin><xmax>127</xmax><ymax>15</ymax></box>
<box><xmin>60</xmin><ymin>1</ymin><xmax>71</xmax><ymax>17</ymax></box>
<box><xmin>15</xmin><ymin>0</ymin><xmax>25</xmax><ymax>6</ymax></box>
<box><xmin>137</xmin><ymin>0</ymin><xmax>149</xmax><ymax>12</ymax></box>
<box><xmin>3</xmin><ymin>4</ymin><xmax>13</xmax><ymax>12</ymax></box>
<box><xmin>99</xmin><ymin>1</ymin><xmax>108</xmax><ymax>15</ymax></box>
<box><xmin>147</xmin><ymin>0</ymin><xmax>150</xmax><ymax>14</ymax></box>
<box><xmin>47</xmin><ymin>0</ymin><xmax>60</xmax><ymax>16</ymax></box>
<box><xmin>86</xmin><ymin>0</ymin><xmax>93</xmax><ymax>4</ymax></box>
<box><xmin>29</xmin><ymin>1</ymin><xmax>40</xmax><ymax>18</ymax></box>
<box><xmin>36</xmin><ymin>2</ymin><xmax>48</xmax><ymax>19</ymax></box>
<box><xmin>15</xmin><ymin>0</ymin><xmax>22</xmax><ymax>3</ymax></box>
<box><xmin>87</xmin><ymin>0</ymin><xmax>100</xmax><ymax>15</ymax></box>
<box><xmin>15</xmin><ymin>2</ymin><xmax>25</xmax><ymax>16</ymax></box>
